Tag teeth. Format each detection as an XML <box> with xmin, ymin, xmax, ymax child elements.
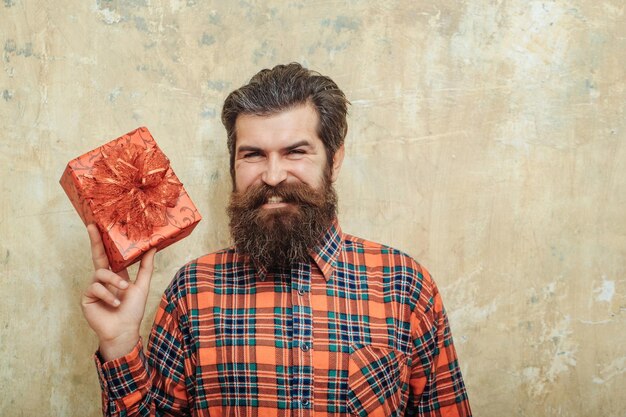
<box><xmin>267</xmin><ymin>196</ymin><xmax>283</xmax><ymax>204</ymax></box>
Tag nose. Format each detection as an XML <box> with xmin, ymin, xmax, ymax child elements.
<box><xmin>261</xmin><ymin>154</ymin><xmax>287</xmax><ymax>186</ymax></box>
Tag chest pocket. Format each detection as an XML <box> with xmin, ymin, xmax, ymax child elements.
<box><xmin>347</xmin><ymin>343</ymin><xmax>410</xmax><ymax>416</ymax></box>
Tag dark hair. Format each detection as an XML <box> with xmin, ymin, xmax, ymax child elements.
<box><xmin>221</xmin><ymin>63</ymin><xmax>349</xmax><ymax>178</ymax></box>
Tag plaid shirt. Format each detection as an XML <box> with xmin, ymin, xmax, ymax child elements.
<box><xmin>96</xmin><ymin>221</ymin><xmax>471</xmax><ymax>416</ymax></box>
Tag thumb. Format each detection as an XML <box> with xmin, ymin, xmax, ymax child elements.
<box><xmin>135</xmin><ymin>248</ymin><xmax>157</xmax><ymax>293</ymax></box>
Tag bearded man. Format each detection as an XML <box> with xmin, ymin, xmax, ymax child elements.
<box><xmin>81</xmin><ymin>63</ymin><xmax>472</xmax><ymax>417</ymax></box>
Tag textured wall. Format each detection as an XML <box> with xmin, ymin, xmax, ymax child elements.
<box><xmin>1</xmin><ymin>1</ymin><xmax>624</xmax><ymax>416</ymax></box>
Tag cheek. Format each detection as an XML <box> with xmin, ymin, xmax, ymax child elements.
<box><xmin>291</xmin><ymin>162</ymin><xmax>326</xmax><ymax>187</ymax></box>
<box><xmin>234</xmin><ymin>165</ymin><xmax>258</xmax><ymax>192</ymax></box>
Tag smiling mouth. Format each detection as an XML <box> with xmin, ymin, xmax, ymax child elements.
<box><xmin>267</xmin><ymin>196</ymin><xmax>283</xmax><ymax>204</ymax></box>
<box><xmin>260</xmin><ymin>195</ymin><xmax>290</xmax><ymax>209</ymax></box>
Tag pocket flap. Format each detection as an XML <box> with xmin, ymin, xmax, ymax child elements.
<box><xmin>347</xmin><ymin>344</ymin><xmax>408</xmax><ymax>416</ymax></box>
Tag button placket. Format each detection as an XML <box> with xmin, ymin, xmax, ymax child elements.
<box><xmin>290</xmin><ymin>262</ymin><xmax>314</xmax><ymax>414</ymax></box>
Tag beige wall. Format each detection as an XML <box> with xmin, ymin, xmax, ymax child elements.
<box><xmin>1</xmin><ymin>1</ymin><xmax>624</xmax><ymax>416</ymax></box>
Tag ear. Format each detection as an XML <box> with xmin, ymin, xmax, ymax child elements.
<box><xmin>330</xmin><ymin>145</ymin><xmax>345</xmax><ymax>183</ymax></box>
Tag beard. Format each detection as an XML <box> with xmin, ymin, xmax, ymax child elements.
<box><xmin>227</xmin><ymin>178</ymin><xmax>337</xmax><ymax>270</ymax></box>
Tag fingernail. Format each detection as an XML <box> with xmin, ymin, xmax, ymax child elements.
<box><xmin>113</xmin><ymin>299</ymin><xmax>121</xmax><ymax>306</ymax></box>
<box><xmin>120</xmin><ymin>281</ymin><xmax>129</xmax><ymax>289</ymax></box>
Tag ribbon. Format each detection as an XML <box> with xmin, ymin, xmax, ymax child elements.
<box><xmin>83</xmin><ymin>142</ymin><xmax>183</xmax><ymax>241</ymax></box>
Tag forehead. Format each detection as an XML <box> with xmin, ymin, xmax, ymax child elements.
<box><xmin>234</xmin><ymin>103</ymin><xmax>323</xmax><ymax>150</ymax></box>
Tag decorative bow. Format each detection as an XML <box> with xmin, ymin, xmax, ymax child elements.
<box><xmin>83</xmin><ymin>142</ymin><xmax>182</xmax><ymax>240</ymax></box>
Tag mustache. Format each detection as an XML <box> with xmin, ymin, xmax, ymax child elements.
<box><xmin>230</xmin><ymin>182</ymin><xmax>327</xmax><ymax>210</ymax></box>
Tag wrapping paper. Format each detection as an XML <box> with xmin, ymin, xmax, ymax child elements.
<box><xmin>60</xmin><ymin>127</ymin><xmax>202</xmax><ymax>272</ymax></box>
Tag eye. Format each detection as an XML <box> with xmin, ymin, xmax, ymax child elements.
<box><xmin>242</xmin><ymin>151</ymin><xmax>262</xmax><ymax>160</ymax></box>
<box><xmin>287</xmin><ymin>148</ymin><xmax>307</xmax><ymax>157</ymax></box>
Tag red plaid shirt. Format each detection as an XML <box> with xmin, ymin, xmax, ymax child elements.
<box><xmin>96</xmin><ymin>221</ymin><xmax>472</xmax><ymax>416</ymax></box>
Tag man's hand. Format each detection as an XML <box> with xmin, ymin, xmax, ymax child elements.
<box><xmin>81</xmin><ymin>224</ymin><xmax>156</xmax><ymax>362</ymax></box>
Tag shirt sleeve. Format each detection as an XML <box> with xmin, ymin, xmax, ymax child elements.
<box><xmin>94</xmin><ymin>289</ymin><xmax>192</xmax><ymax>417</ymax></box>
<box><xmin>407</xmin><ymin>269</ymin><xmax>472</xmax><ymax>417</ymax></box>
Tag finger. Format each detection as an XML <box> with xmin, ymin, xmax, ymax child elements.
<box><xmin>83</xmin><ymin>282</ymin><xmax>121</xmax><ymax>307</ymax></box>
<box><xmin>116</xmin><ymin>268</ymin><xmax>130</xmax><ymax>282</ymax></box>
<box><xmin>135</xmin><ymin>248</ymin><xmax>156</xmax><ymax>293</ymax></box>
<box><xmin>92</xmin><ymin>268</ymin><xmax>130</xmax><ymax>290</ymax></box>
<box><xmin>87</xmin><ymin>224</ymin><xmax>110</xmax><ymax>270</ymax></box>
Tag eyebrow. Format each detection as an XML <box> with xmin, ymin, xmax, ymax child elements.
<box><xmin>236</xmin><ymin>140</ymin><xmax>313</xmax><ymax>154</ymax></box>
<box><xmin>284</xmin><ymin>140</ymin><xmax>313</xmax><ymax>151</ymax></box>
<box><xmin>236</xmin><ymin>145</ymin><xmax>262</xmax><ymax>154</ymax></box>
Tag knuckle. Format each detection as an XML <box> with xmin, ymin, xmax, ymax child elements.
<box><xmin>94</xmin><ymin>268</ymin><xmax>111</xmax><ymax>280</ymax></box>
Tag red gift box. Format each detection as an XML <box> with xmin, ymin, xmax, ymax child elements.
<box><xmin>60</xmin><ymin>127</ymin><xmax>202</xmax><ymax>272</ymax></box>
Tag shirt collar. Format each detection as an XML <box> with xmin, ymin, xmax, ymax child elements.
<box><xmin>309</xmin><ymin>218</ymin><xmax>342</xmax><ymax>281</ymax></box>
<box><xmin>245</xmin><ymin>219</ymin><xmax>343</xmax><ymax>282</ymax></box>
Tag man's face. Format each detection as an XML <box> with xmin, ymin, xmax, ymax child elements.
<box><xmin>227</xmin><ymin>103</ymin><xmax>344</xmax><ymax>268</ymax></box>
<box><xmin>232</xmin><ymin>103</ymin><xmax>343</xmax><ymax>196</ymax></box>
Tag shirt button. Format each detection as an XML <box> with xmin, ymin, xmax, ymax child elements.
<box><xmin>301</xmin><ymin>343</ymin><xmax>310</xmax><ymax>352</ymax></box>
<box><xmin>301</xmin><ymin>399</ymin><xmax>310</xmax><ymax>407</ymax></box>
<box><xmin>298</xmin><ymin>288</ymin><xmax>306</xmax><ymax>296</ymax></box>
